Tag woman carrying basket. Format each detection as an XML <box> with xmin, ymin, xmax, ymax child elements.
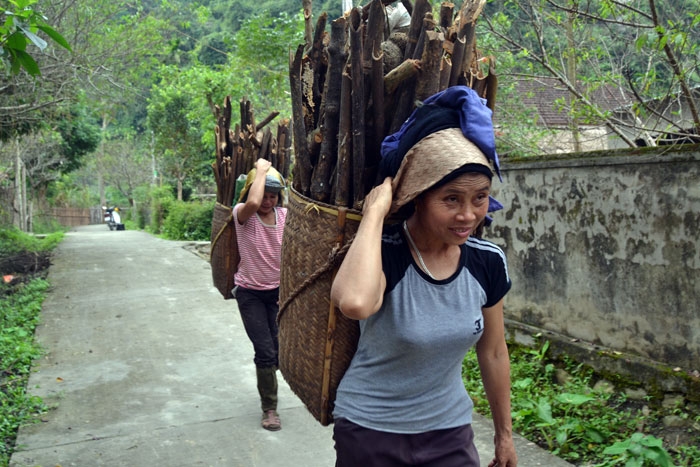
<box><xmin>233</xmin><ymin>158</ymin><xmax>287</xmax><ymax>431</ymax></box>
<box><xmin>330</xmin><ymin>86</ymin><xmax>517</xmax><ymax>466</ymax></box>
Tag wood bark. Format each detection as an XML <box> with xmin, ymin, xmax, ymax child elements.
<box><xmin>256</xmin><ymin>112</ymin><xmax>280</xmax><ymax>132</ymax></box>
<box><xmin>311</xmin><ymin>13</ymin><xmax>329</xmax><ymax>129</ymax></box>
<box><xmin>439</xmin><ymin>3</ymin><xmax>454</xmax><ymax>30</ymax></box>
<box><xmin>303</xmin><ymin>0</ymin><xmax>313</xmax><ymax>52</ymax></box>
<box><xmin>364</xmin><ymin>0</ymin><xmax>386</xmax><ymax>168</ymax></box>
<box><xmin>440</xmin><ymin>55</ymin><xmax>452</xmax><ymax>89</ymax></box>
<box><xmin>350</xmin><ymin>8</ymin><xmax>366</xmax><ymax>209</ymax></box>
<box><xmin>457</xmin><ymin>0</ymin><xmax>485</xmax><ymax>78</ymax></box>
<box><xmin>449</xmin><ymin>35</ymin><xmax>466</xmax><ymax>86</ymax></box>
<box><xmin>334</xmin><ymin>70</ymin><xmax>353</xmax><ymax>207</ymax></box>
<box><xmin>276</xmin><ymin>119</ymin><xmax>291</xmax><ymax>180</ymax></box>
<box><xmin>363</xmin><ymin>0</ymin><xmax>386</xmax><ymax>73</ymax></box>
<box><xmin>384</xmin><ymin>59</ymin><xmax>420</xmax><ymax>95</ymax></box>
<box><xmin>402</xmin><ymin>0</ymin><xmax>431</xmax><ymax>60</ymax></box>
<box><xmin>485</xmin><ymin>58</ymin><xmax>498</xmax><ymax>111</ymax></box>
<box><xmin>289</xmin><ymin>45</ymin><xmax>312</xmax><ymax>194</ymax></box>
<box><xmin>415</xmin><ymin>30</ymin><xmax>444</xmax><ymax>102</ymax></box>
<box><xmin>370</xmin><ymin>45</ymin><xmax>385</xmax><ymax>168</ymax></box>
<box><xmin>311</xmin><ymin>17</ymin><xmax>347</xmax><ymax>202</ymax></box>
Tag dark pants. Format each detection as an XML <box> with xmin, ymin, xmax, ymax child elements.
<box><xmin>333</xmin><ymin>418</ymin><xmax>480</xmax><ymax>467</ymax></box>
<box><xmin>235</xmin><ymin>287</ymin><xmax>279</xmax><ymax>369</ymax></box>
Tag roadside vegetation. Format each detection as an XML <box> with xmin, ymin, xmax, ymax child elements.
<box><xmin>464</xmin><ymin>342</ymin><xmax>700</xmax><ymax>466</ymax></box>
<box><xmin>0</xmin><ymin>228</ymin><xmax>63</xmax><ymax>467</ymax></box>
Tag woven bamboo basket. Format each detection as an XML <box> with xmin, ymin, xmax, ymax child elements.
<box><xmin>210</xmin><ymin>202</ymin><xmax>239</xmax><ymax>300</ymax></box>
<box><xmin>278</xmin><ymin>188</ymin><xmax>363</xmax><ymax>425</ymax></box>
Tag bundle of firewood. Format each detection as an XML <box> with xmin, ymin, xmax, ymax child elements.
<box><xmin>209</xmin><ymin>96</ymin><xmax>292</xmax><ymax>300</ymax></box>
<box><xmin>212</xmin><ymin>96</ymin><xmax>292</xmax><ymax>205</ymax></box>
<box><xmin>289</xmin><ymin>0</ymin><xmax>496</xmax><ymax>209</ymax></box>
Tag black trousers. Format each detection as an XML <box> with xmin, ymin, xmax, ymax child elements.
<box><xmin>333</xmin><ymin>418</ymin><xmax>480</xmax><ymax>467</ymax></box>
<box><xmin>235</xmin><ymin>286</ymin><xmax>279</xmax><ymax>369</ymax></box>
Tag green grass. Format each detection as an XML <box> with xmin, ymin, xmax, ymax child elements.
<box><xmin>0</xmin><ymin>227</ymin><xmax>61</xmax><ymax>466</ymax></box>
<box><xmin>463</xmin><ymin>341</ymin><xmax>700</xmax><ymax>466</ymax></box>
<box><xmin>0</xmin><ymin>278</ymin><xmax>50</xmax><ymax>466</ymax></box>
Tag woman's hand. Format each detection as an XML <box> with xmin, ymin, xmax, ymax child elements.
<box><xmin>362</xmin><ymin>177</ymin><xmax>393</xmax><ymax>220</ymax></box>
<box><xmin>330</xmin><ymin>177</ymin><xmax>392</xmax><ymax>320</ymax></box>
<box><xmin>488</xmin><ymin>437</ymin><xmax>517</xmax><ymax>466</ymax></box>
<box><xmin>254</xmin><ymin>158</ymin><xmax>272</xmax><ymax>173</ymax></box>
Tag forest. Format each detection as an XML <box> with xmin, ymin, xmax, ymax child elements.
<box><xmin>0</xmin><ymin>0</ymin><xmax>698</xmax><ymax>232</ymax></box>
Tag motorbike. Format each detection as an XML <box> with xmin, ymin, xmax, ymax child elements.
<box><xmin>103</xmin><ymin>206</ymin><xmax>125</xmax><ymax>230</ymax></box>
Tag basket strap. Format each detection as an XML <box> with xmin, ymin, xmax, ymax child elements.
<box><xmin>209</xmin><ymin>203</ymin><xmax>235</xmax><ymax>263</ymax></box>
<box><xmin>278</xmin><ymin>236</ymin><xmax>354</xmax><ymax>319</ymax></box>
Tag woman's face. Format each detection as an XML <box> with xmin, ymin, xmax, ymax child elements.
<box><xmin>258</xmin><ymin>191</ymin><xmax>280</xmax><ymax>214</ymax></box>
<box><xmin>414</xmin><ymin>172</ymin><xmax>491</xmax><ymax>244</ymax></box>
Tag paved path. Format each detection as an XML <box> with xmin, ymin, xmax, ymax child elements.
<box><xmin>10</xmin><ymin>225</ymin><xmax>572</xmax><ymax>467</ymax></box>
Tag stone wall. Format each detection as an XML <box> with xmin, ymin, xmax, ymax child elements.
<box><xmin>488</xmin><ymin>144</ymin><xmax>700</xmax><ymax>371</ymax></box>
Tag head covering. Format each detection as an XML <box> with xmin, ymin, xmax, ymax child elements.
<box><xmin>238</xmin><ymin>166</ymin><xmax>287</xmax><ymax>204</ymax></box>
<box><xmin>379</xmin><ymin>86</ymin><xmax>504</xmax><ymax>222</ymax></box>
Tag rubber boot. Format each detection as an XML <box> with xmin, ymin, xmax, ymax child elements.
<box><xmin>256</xmin><ymin>367</ymin><xmax>281</xmax><ymax>431</ymax></box>
<box><xmin>256</xmin><ymin>366</ymin><xmax>278</xmax><ymax>411</ymax></box>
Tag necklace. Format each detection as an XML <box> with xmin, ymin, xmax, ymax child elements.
<box><xmin>403</xmin><ymin>221</ymin><xmax>436</xmax><ymax>279</ymax></box>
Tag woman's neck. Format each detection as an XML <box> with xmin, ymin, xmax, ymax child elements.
<box><xmin>257</xmin><ymin>208</ymin><xmax>276</xmax><ymax>225</ymax></box>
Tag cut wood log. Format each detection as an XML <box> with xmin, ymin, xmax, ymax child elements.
<box><xmin>311</xmin><ymin>16</ymin><xmax>347</xmax><ymax>202</ymax></box>
<box><xmin>350</xmin><ymin>7</ymin><xmax>366</xmax><ymax>208</ymax></box>
<box><xmin>384</xmin><ymin>59</ymin><xmax>420</xmax><ymax>95</ymax></box>
<box><xmin>334</xmin><ymin>70</ymin><xmax>353</xmax><ymax>207</ymax></box>
<box><xmin>414</xmin><ymin>30</ymin><xmax>443</xmax><ymax>102</ymax></box>
<box><xmin>403</xmin><ymin>0</ymin><xmax>432</xmax><ymax>60</ymax></box>
<box><xmin>290</xmin><ymin>44</ymin><xmax>312</xmax><ymax>194</ymax></box>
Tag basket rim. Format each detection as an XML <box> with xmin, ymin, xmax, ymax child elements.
<box><xmin>288</xmin><ymin>187</ymin><xmax>363</xmax><ymax>222</ymax></box>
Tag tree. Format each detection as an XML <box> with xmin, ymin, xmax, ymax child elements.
<box><xmin>55</xmin><ymin>102</ymin><xmax>101</xmax><ymax>173</ymax></box>
<box><xmin>147</xmin><ymin>80</ymin><xmax>209</xmax><ymax>201</ymax></box>
<box><xmin>481</xmin><ymin>0</ymin><xmax>700</xmax><ymax>149</ymax></box>
<box><xmin>231</xmin><ymin>11</ymin><xmax>304</xmax><ymax>118</ymax></box>
<box><xmin>100</xmin><ymin>131</ymin><xmax>154</xmax><ymax>209</ymax></box>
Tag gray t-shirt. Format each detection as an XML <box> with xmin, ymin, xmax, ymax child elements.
<box><xmin>333</xmin><ymin>222</ymin><xmax>511</xmax><ymax>433</ymax></box>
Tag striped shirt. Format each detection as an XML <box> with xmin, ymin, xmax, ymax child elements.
<box><xmin>232</xmin><ymin>204</ymin><xmax>287</xmax><ymax>290</ymax></box>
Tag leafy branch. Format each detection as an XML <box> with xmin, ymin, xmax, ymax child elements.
<box><xmin>1</xmin><ymin>0</ymin><xmax>71</xmax><ymax>76</ymax></box>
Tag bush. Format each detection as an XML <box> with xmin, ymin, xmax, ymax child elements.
<box><xmin>161</xmin><ymin>200</ymin><xmax>214</xmax><ymax>241</ymax></box>
<box><xmin>148</xmin><ymin>185</ymin><xmax>175</xmax><ymax>234</ymax></box>
<box><xmin>0</xmin><ymin>228</ymin><xmax>63</xmax><ymax>256</ymax></box>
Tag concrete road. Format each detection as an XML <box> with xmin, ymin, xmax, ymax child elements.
<box><xmin>10</xmin><ymin>225</ymin><xmax>572</xmax><ymax>467</ymax></box>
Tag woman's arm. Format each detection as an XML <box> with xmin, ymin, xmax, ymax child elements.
<box><xmin>237</xmin><ymin>158</ymin><xmax>271</xmax><ymax>224</ymax></box>
<box><xmin>330</xmin><ymin>178</ymin><xmax>392</xmax><ymax>320</ymax></box>
<box><xmin>476</xmin><ymin>298</ymin><xmax>518</xmax><ymax>467</ymax></box>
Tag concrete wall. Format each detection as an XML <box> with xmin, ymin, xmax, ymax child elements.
<box><xmin>488</xmin><ymin>144</ymin><xmax>700</xmax><ymax>370</ymax></box>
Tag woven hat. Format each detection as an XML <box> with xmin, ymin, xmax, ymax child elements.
<box><xmin>238</xmin><ymin>166</ymin><xmax>287</xmax><ymax>204</ymax></box>
<box><xmin>390</xmin><ymin>127</ymin><xmax>494</xmax><ymax>213</ymax></box>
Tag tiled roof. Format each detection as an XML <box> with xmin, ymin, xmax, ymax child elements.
<box><xmin>513</xmin><ymin>77</ymin><xmax>634</xmax><ymax>127</ymax></box>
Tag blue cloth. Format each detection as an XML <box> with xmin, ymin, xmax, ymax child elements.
<box><xmin>380</xmin><ymin>86</ymin><xmax>501</xmax><ymax>180</ymax></box>
<box><xmin>379</xmin><ymin>86</ymin><xmax>504</xmax><ymax>217</ymax></box>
